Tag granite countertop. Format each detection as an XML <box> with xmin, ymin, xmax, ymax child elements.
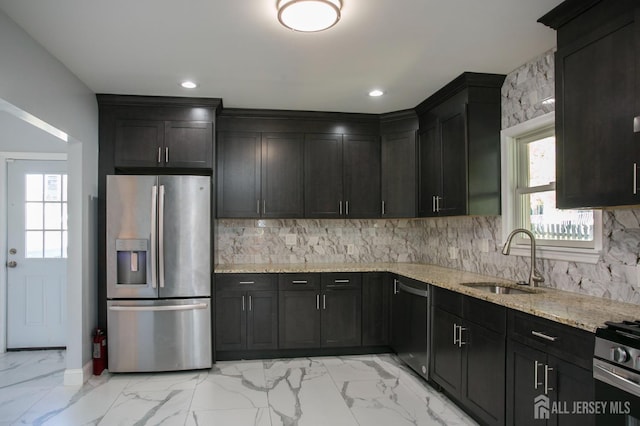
<box><xmin>215</xmin><ymin>262</ymin><xmax>640</xmax><ymax>333</ymax></box>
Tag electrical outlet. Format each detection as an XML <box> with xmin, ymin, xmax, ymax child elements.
<box><xmin>448</xmin><ymin>247</ymin><xmax>458</xmax><ymax>260</ymax></box>
<box><xmin>479</xmin><ymin>239</ymin><xmax>490</xmax><ymax>253</ymax></box>
<box><xmin>347</xmin><ymin>244</ymin><xmax>356</xmax><ymax>255</ymax></box>
<box><xmin>285</xmin><ymin>234</ymin><xmax>297</xmax><ymax>246</ymax></box>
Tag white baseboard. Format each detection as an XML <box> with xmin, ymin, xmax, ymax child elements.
<box><xmin>63</xmin><ymin>360</ymin><xmax>93</xmax><ymax>386</ymax></box>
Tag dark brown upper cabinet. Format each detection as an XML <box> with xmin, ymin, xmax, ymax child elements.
<box><xmin>305</xmin><ymin>133</ymin><xmax>381</xmax><ymax>218</ymax></box>
<box><xmin>415</xmin><ymin>73</ymin><xmax>505</xmax><ymax>217</ymax></box>
<box><xmin>216</xmin><ymin>131</ymin><xmax>304</xmax><ymax>218</ymax></box>
<box><xmin>98</xmin><ymin>95</ymin><xmax>220</xmax><ymax>172</ymax></box>
<box><xmin>380</xmin><ymin>110</ymin><xmax>419</xmax><ymax>218</ymax></box>
<box><xmin>539</xmin><ymin>0</ymin><xmax>640</xmax><ymax>208</ymax></box>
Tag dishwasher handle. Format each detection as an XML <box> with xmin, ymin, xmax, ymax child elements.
<box><xmin>397</xmin><ymin>282</ymin><xmax>429</xmax><ymax>298</ymax></box>
<box><xmin>109</xmin><ymin>303</ymin><xmax>208</xmax><ymax>312</ymax></box>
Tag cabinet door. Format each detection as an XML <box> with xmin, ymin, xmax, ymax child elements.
<box><xmin>556</xmin><ymin>12</ymin><xmax>639</xmax><ymax>208</ymax></box>
<box><xmin>246</xmin><ymin>290</ymin><xmax>278</xmax><ymax>350</ymax></box>
<box><xmin>343</xmin><ymin>135</ymin><xmax>381</xmax><ymax>218</ymax></box>
<box><xmin>506</xmin><ymin>340</ymin><xmax>548</xmax><ymax>426</ymax></box>
<box><xmin>321</xmin><ymin>288</ymin><xmax>362</xmax><ymax>347</ymax></box>
<box><xmin>164</xmin><ymin>121</ymin><xmax>213</xmax><ymax>169</ymax></box>
<box><xmin>381</xmin><ymin>131</ymin><xmax>416</xmax><ymax>218</ymax></box>
<box><xmin>114</xmin><ymin>119</ymin><xmax>164</xmax><ymax>168</ymax></box>
<box><xmin>362</xmin><ymin>273</ymin><xmax>390</xmax><ymax>346</ymax></box>
<box><xmin>463</xmin><ymin>322</ymin><xmax>506</xmax><ymax>426</ymax></box>
<box><xmin>278</xmin><ymin>290</ymin><xmax>321</xmax><ymax>349</ymax></box>
<box><xmin>417</xmin><ymin>121</ymin><xmax>440</xmax><ymax>217</ymax></box>
<box><xmin>261</xmin><ymin>133</ymin><xmax>304</xmax><ymax>218</ymax></box>
<box><xmin>217</xmin><ymin>132</ymin><xmax>261</xmax><ymax>218</ymax></box>
<box><xmin>548</xmin><ymin>355</ymin><xmax>595</xmax><ymax>426</ymax></box>
<box><xmin>439</xmin><ymin>108</ymin><xmax>467</xmax><ymax>216</ymax></box>
<box><xmin>431</xmin><ymin>307</ymin><xmax>462</xmax><ymax>396</ymax></box>
<box><xmin>304</xmin><ymin>134</ymin><xmax>343</xmax><ymax>218</ymax></box>
<box><xmin>215</xmin><ymin>290</ymin><xmax>246</xmax><ymax>351</ymax></box>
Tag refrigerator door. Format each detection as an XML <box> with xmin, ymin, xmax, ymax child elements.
<box><xmin>106</xmin><ymin>175</ymin><xmax>159</xmax><ymax>299</ymax></box>
<box><xmin>158</xmin><ymin>175</ymin><xmax>211</xmax><ymax>298</ymax></box>
<box><xmin>107</xmin><ymin>298</ymin><xmax>212</xmax><ymax>372</ymax></box>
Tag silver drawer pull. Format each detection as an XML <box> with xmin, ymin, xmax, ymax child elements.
<box><xmin>334</xmin><ymin>279</ymin><xmax>350</xmax><ymax>284</ymax></box>
<box><xmin>292</xmin><ymin>280</ymin><xmax>308</xmax><ymax>284</ymax></box>
<box><xmin>532</xmin><ymin>331</ymin><xmax>558</xmax><ymax>342</ymax></box>
<box><xmin>239</xmin><ymin>281</ymin><xmax>255</xmax><ymax>285</ymax></box>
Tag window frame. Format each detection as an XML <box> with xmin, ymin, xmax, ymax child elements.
<box><xmin>500</xmin><ymin>112</ymin><xmax>602</xmax><ymax>264</ymax></box>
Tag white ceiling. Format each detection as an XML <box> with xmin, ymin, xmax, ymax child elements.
<box><xmin>0</xmin><ymin>0</ymin><xmax>563</xmax><ymax>114</ymax></box>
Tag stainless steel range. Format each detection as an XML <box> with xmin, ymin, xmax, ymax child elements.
<box><xmin>593</xmin><ymin>321</ymin><xmax>640</xmax><ymax>425</ymax></box>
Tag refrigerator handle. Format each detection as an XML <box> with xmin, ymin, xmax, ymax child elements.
<box><xmin>159</xmin><ymin>185</ymin><xmax>166</xmax><ymax>289</ymax></box>
<box><xmin>150</xmin><ymin>185</ymin><xmax>158</xmax><ymax>289</ymax></box>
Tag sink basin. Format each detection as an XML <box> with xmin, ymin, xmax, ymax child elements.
<box><xmin>461</xmin><ymin>282</ymin><xmax>541</xmax><ymax>295</ymax></box>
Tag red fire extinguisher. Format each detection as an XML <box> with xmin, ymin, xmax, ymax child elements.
<box><xmin>93</xmin><ymin>328</ymin><xmax>107</xmax><ymax>375</ymax></box>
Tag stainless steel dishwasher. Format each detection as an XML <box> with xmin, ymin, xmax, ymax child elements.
<box><xmin>391</xmin><ymin>276</ymin><xmax>430</xmax><ymax>380</ymax></box>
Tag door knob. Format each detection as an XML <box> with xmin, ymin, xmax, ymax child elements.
<box><xmin>6</xmin><ymin>260</ymin><xmax>17</xmax><ymax>268</ymax></box>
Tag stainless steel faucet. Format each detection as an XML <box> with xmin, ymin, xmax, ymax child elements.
<box><xmin>502</xmin><ymin>228</ymin><xmax>545</xmax><ymax>287</ymax></box>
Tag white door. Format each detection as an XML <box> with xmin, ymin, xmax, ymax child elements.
<box><xmin>6</xmin><ymin>160</ymin><xmax>67</xmax><ymax>348</ymax></box>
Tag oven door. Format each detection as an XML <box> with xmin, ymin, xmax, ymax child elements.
<box><xmin>593</xmin><ymin>358</ymin><xmax>640</xmax><ymax>425</ymax></box>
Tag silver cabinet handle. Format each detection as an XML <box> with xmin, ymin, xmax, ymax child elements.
<box><xmin>382</xmin><ymin>201</ymin><xmax>386</xmax><ymax>216</ymax></box>
<box><xmin>634</xmin><ymin>163</ymin><xmax>637</xmax><ymax>195</ymax></box>
<box><xmin>150</xmin><ymin>185</ymin><xmax>158</xmax><ymax>289</ymax></box>
<box><xmin>323</xmin><ymin>294</ymin><xmax>326</xmax><ymax>310</ymax></box>
<box><xmin>534</xmin><ymin>360</ymin><xmax>543</xmax><ymax>390</ymax></box>
<box><xmin>458</xmin><ymin>326</ymin><xmax>467</xmax><ymax>347</ymax></box>
<box><xmin>346</xmin><ymin>201</ymin><xmax>349</xmax><ymax>216</ymax></box>
<box><xmin>157</xmin><ymin>147</ymin><xmax>162</xmax><ymax>164</ymax></box>
<box><xmin>257</xmin><ymin>199</ymin><xmax>260</xmax><ymax>215</ymax></box>
<box><xmin>239</xmin><ymin>281</ymin><xmax>255</xmax><ymax>285</ymax></box>
<box><xmin>532</xmin><ymin>331</ymin><xmax>558</xmax><ymax>342</ymax></box>
<box><xmin>453</xmin><ymin>324</ymin><xmax>459</xmax><ymax>345</ymax></box>
<box><xmin>242</xmin><ymin>295</ymin><xmax>245</xmax><ymax>311</ymax></box>
<box><xmin>393</xmin><ymin>279</ymin><xmax>398</xmax><ymax>295</ymax></box>
<box><xmin>334</xmin><ymin>279</ymin><xmax>350</xmax><ymax>284</ymax></box>
<box><xmin>432</xmin><ymin>195</ymin><xmax>436</xmax><ymax>213</ymax></box>
<box><xmin>263</xmin><ymin>199</ymin><xmax>266</xmax><ymax>215</ymax></box>
<box><xmin>248</xmin><ymin>295</ymin><xmax>252</xmax><ymax>311</ymax></box>
<box><xmin>634</xmin><ymin>116</ymin><xmax>640</xmax><ymax>133</ymax></box>
<box><xmin>165</xmin><ymin>147</ymin><xmax>169</xmax><ymax>163</ymax></box>
<box><xmin>545</xmin><ymin>365</ymin><xmax>554</xmax><ymax>394</ymax></box>
<box><xmin>339</xmin><ymin>201</ymin><xmax>343</xmax><ymax>215</ymax></box>
<box><xmin>292</xmin><ymin>280</ymin><xmax>308</xmax><ymax>284</ymax></box>
<box><xmin>435</xmin><ymin>196</ymin><xmax>441</xmax><ymax>212</ymax></box>
<box><xmin>316</xmin><ymin>294</ymin><xmax>320</xmax><ymax>310</ymax></box>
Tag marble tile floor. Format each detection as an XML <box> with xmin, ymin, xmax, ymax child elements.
<box><xmin>0</xmin><ymin>350</ymin><xmax>478</xmax><ymax>426</ymax></box>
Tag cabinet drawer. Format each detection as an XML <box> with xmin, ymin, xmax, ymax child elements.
<box><xmin>463</xmin><ymin>297</ymin><xmax>506</xmax><ymax>334</ymax></box>
<box><xmin>432</xmin><ymin>286</ymin><xmax>462</xmax><ymax>316</ymax></box>
<box><xmin>278</xmin><ymin>273</ymin><xmax>321</xmax><ymax>290</ymax></box>
<box><xmin>215</xmin><ymin>273</ymin><xmax>277</xmax><ymax>292</ymax></box>
<box><xmin>321</xmin><ymin>273</ymin><xmax>362</xmax><ymax>290</ymax></box>
<box><xmin>508</xmin><ymin>310</ymin><xmax>594</xmax><ymax>369</ymax></box>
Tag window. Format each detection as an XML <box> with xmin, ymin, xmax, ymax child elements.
<box><xmin>501</xmin><ymin>112</ymin><xmax>602</xmax><ymax>263</ymax></box>
<box><xmin>25</xmin><ymin>173</ymin><xmax>68</xmax><ymax>258</ymax></box>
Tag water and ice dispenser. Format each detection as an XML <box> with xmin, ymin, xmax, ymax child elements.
<box><xmin>115</xmin><ymin>239</ymin><xmax>148</xmax><ymax>285</ymax></box>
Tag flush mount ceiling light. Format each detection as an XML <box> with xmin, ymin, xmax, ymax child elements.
<box><xmin>180</xmin><ymin>80</ymin><xmax>198</xmax><ymax>89</ymax></box>
<box><xmin>277</xmin><ymin>0</ymin><xmax>342</xmax><ymax>32</ymax></box>
<box><xmin>368</xmin><ymin>89</ymin><xmax>384</xmax><ymax>97</ymax></box>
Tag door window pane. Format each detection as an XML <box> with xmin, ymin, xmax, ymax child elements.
<box><xmin>44</xmin><ymin>231</ymin><xmax>62</xmax><ymax>258</ymax></box>
<box><xmin>25</xmin><ymin>175</ymin><xmax>43</xmax><ymax>201</ymax></box>
<box><xmin>25</xmin><ymin>202</ymin><xmax>43</xmax><ymax>229</ymax></box>
<box><xmin>26</xmin><ymin>231</ymin><xmax>43</xmax><ymax>258</ymax></box>
<box><xmin>44</xmin><ymin>174</ymin><xmax>62</xmax><ymax>201</ymax></box>
<box><xmin>44</xmin><ymin>203</ymin><xmax>62</xmax><ymax>230</ymax></box>
<box><xmin>62</xmin><ymin>231</ymin><xmax>68</xmax><ymax>258</ymax></box>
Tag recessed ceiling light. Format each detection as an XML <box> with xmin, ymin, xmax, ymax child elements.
<box><xmin>180</xmin><ymin>81</ymin><xmax>198</xmax><ymax>89</ymax></box>
<box><xmin>369</xmin><ymin>89</ymin><xmax>384</xmax><ymax>97</ymax></box>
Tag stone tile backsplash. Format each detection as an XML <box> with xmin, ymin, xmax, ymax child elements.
<box><xmin>215</xmin><ymin>47</ymin><xmax>640</xmax><ymax>306</ymax></box>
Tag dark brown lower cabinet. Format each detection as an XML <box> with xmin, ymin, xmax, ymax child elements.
<box><xmin>279</xmin><ymin>289</ymin><xmax>321</xmax><ymax>349</ymax></box>
<box><xmin>321</xmin><ymin>287</ymin><xmax>361</xmax><ymax>347</ymax></box>
<box><xmin>431</xmin><ymin>287</ymin><xmax>506</xmax><ymax>426</ymax></box>
<box><xmin>362</xmin><ymin>272</ymin><xmax>391</xmax><ymax>346</ymax></box>
<box><xmin>215</xmin><ymin>274</ymin><xmax>278</xmax><ymax>352</ymax></box>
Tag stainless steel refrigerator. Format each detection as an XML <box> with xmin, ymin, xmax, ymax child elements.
<box><xmin>106</xmin><ymin>175</ymin><xmax>212</xmax><ymax>372</ymax></box>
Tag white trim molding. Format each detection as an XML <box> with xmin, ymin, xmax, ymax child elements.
<box><xmin>64</xmin><ymin>360</ymin><xmax>93</xmax><ymax>386</ymax></box>
<box><xmin>500</xmin><ymin>112</ymin><xmax>602</xmax><ymax>265</ymax></box>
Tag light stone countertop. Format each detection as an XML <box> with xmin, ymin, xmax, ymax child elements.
<box><xmin>215</xmin><ymin>262</ymin><xmax>640</xmax><ymax>333</ymax></box>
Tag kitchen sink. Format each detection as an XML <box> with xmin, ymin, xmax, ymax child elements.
<box><xmin>460</xmin><ymin>282</ymin><xmax>542</xmax><ymax>295</ymax></box>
